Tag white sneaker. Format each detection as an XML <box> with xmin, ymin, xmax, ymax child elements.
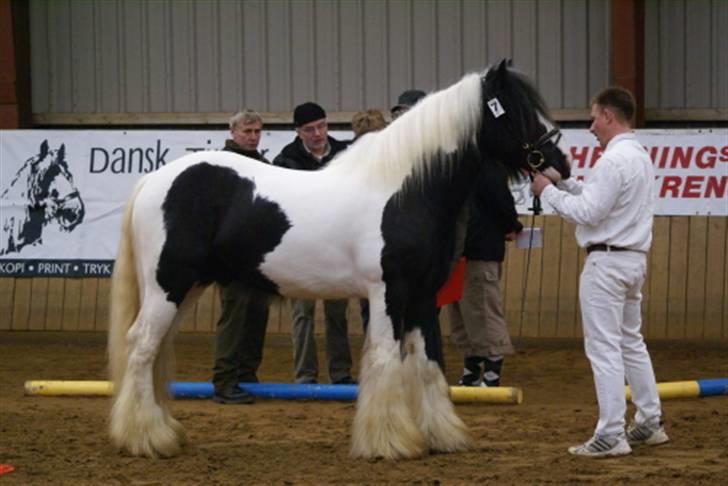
<box><xmin>626</xmin><ymin>422</ymin><xmax>669</xmax><ymax>446</ymax></box>
<box><xmin>568</xmin><ymin>435</ymin><xmax>632</xmax><ymax>457</ymax></box>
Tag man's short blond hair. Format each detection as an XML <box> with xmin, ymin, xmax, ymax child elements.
<box><xmin>230</xmin><ymin>109</ymin><xmax>263</xmax><ymax>130</ymax></box>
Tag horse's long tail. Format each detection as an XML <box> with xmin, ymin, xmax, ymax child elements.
<box><xmin>108</xmin><ymin>177</ymin><xmax>147</xmax><ymax>392</ymax></box>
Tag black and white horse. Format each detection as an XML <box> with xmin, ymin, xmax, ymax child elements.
<box><xmin>1</xmin><ymin>140</ymin><xmax>85</xmax><ymax>255</ymax></box>
<box><xmin>108</xmin><ymin>61</ymin><xmax>570</xmax><ymax>459</ymax></box>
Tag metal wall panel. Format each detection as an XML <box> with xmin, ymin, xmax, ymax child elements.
<box><xmin>645</xmin><ymin>0</ymin><xmax>728</xmax><ymax>110</ymax></box>
<box><xmin>30</xmin><ymin>0</ymin><xmax>723</xmax><ymax>121</ymax></box>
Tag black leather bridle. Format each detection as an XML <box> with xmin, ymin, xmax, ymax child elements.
<box><xmin>523</xmin><ymin>127</ymin><xmax>562</xmax><ymax>173</ymax></box>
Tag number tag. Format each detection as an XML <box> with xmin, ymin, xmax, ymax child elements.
<box><xmin>487</xmin><ymin>97</ymin><xmax>505</xmax><ymax>118</ymax></box>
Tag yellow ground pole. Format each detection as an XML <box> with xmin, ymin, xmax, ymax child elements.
<box><xmin>25</xmin><ymin>380</ymin><xmax>113</xmax><ymax>396</ymax></box>
<box><xmin>625</xmin><ymin>381</ymin><xmax>700</xmax><ymax>401</ymax></box>
<box><xmin>449</xmin><ymin>385</ymin><xmax>523</xmax><ymax>404</ymax></box>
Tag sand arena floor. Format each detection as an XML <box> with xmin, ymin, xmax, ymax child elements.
<box><xmin>0</xmin><ymin>332</ymin><xmax>726</xmax><ymax>485</ymax></box>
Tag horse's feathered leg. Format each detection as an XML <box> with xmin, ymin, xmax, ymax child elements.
<box><xmin>404</xmin><ymin>329</ymin><xmax>471</xmax><ymax>454</ymax></box>
<box><xmin>403</xmin><ymin>296</ymin><xmax>470</xmax><ymax>454</ymax></box>
<box><xmin>350</xmin><ymin>284</ymin><xmax>427</xmax><ymax>460</ymax></box>
<box><xmin>110</xmin><ymin>285</ymin><xmax>184</xmax><ymax>458</ymax></box>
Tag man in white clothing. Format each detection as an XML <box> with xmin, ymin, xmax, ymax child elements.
<box><xmin>531</xmin><ymin>87</ymin><xmax>668</xmax><ymax>458</ymax></box>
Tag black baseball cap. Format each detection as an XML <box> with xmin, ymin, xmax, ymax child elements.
<box><xmin>391</xmin><ymin>89</ymin><xmax>426</xmax><ymax>112</ymax></box>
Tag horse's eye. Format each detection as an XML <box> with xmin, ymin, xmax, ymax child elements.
<box><xmin>51</xmin><ymin>189</ymin><xmax>59</xmax><ymax>198</ymax></box>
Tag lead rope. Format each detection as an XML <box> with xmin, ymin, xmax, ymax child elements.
<box><xmin>518</xmin><ymin>177</ymin><xmax>541</xmax><ymax>336</ymax></box>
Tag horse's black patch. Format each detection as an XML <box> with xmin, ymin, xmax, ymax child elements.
<box><xmin>157</xmin><ymin>163</ymin><xmax>291</xmax><ymax>305</ymax></box>
<box><xmin>380</xmin><ymin>147</ymin><xmax>480</xmax><ymax>349</ymax></box>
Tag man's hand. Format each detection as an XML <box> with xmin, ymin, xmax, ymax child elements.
<box><xmin>530</xmin><ymin>173</ymin><xmax>552</xmax><ymax>197</ymax></box>
<box><xmin>541</xmin><ymin>167</ymin><xmax>562</xmax><ymax>184</ymax></box>
<box><xmin>505</xmin><ymin>231</ymin><xmax>518</xmax><ymax>241</ymax></box>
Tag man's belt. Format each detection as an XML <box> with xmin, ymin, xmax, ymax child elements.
<box><xmin>586</xmin><ymin>244</ymin><xmax>632</xmax><ymax>254</ymax></box>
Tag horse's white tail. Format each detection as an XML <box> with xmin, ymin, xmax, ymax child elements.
<box><xmin>108</xmin><ymin>176</ymin><xmax>192</xmax><ymax>458</ymax></box>
<box><xmin>108</xmin><ymin>178</ymin><xmax>144</xmax><ymax>391</ymax></box>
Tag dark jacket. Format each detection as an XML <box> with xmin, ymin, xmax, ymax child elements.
<box><xmin>272</xmin><ymin>136</ymin><xmax>350</xmax><ymax>171</ymax></box>
<box><xmin>464</xmin><ymin>162</ymin><xmax>523</xmax><ymax>262</ymax></box>
<box><xmin>223</xmin><ymin>139</ymin><xmax>270</xmax><ymax>164</ymax></box>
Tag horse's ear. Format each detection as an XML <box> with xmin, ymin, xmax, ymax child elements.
<box><xmin>486</xmin><ymin>59</ymin><xmax>509</xmax><ymax>89</ymax></box>
<box><xmin>39</xmin><ymin>140</ymin><xmax>49</xmax><ymax>158</ymax></box>
<box><xmin>58</xmin><ymin>144</ymin><xmax>66</xmax><ymax>160</ymax></box>
<box><xmin>497</xmin><ymin>59</ymin><xmax>509</xmax><ymax>78</ymax></box>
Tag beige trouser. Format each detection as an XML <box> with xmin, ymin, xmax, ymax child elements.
<box><xmin>447</xmin><ymin>260</ymin><xmax>514</xmax><ymax>357</ymax></box>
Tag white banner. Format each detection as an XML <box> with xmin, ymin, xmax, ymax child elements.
<box><xmin>1</xmin><ymin>129</ymin><xmax>726</xmax><ymax>277</ymax></box>
<box><xmin>512</xmin><ymin>129</ymin><xmax>728</xmax><ymax>216</ymax></box>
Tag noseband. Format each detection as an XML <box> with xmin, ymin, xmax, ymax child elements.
<box><xmin>523</xmin><ymin>127</ymin><xmax>561</xmax><ymax>172</ymax></box>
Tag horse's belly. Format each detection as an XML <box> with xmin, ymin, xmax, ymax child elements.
<box><xmin>260</xmin><ymin>229</ymin><xmax>385</xmax><ymax>300</ymax></box>
<box><xmin>261</xmin><ymin>251</ymin><xmax>370</xmax><ymax>299</ymax></box>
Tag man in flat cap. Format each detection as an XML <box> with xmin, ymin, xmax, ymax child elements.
<box><xmin>391</xmin><ymin>89</ymin><xmax>426</xmax><ymax>120</ymax></box>
<box><xmin>273</xmin><ymin>102</ymin><xmax>355</xmax><ymax>385</ymax></box>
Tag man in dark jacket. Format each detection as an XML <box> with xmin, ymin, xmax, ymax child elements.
<box><xmin>448</xmin><ymin>161</ymin><xmax>522</xmax><ymax>387</ymax></box>
<box><xmin>212</xmin><ymin>109</ymin><xmax>271</xmax><ymax>404</ymax></box>
<box><xmin>273</xmin><ymin>102</ymin><xmax>355</xmax><ymax>385</ymax></box>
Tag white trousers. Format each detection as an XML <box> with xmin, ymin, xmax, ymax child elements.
<box><xmin>580</xmin><ymin>251</ymin><xmax>662</xmax><ymax>437</ymax></box>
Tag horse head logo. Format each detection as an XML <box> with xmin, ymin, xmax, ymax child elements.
<box><xmin>1</xmin><ymin>140</ymin><xmax>85</xmax><ymax>255</ymax></box>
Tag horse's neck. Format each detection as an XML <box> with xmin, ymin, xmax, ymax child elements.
<box><xmin>339</xmin><ymin>73</ymin><xmax>482</xmax><ymax>191</ymax></box>
<box><xmin>427</xmin><ymin>148</ymin><xmax>482</xmax><ymax>218</ymax></box>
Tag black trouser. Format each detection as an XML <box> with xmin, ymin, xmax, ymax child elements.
<box><xmin>212</xmin><ymin>282</ymin><xmax>270</xmax><ymax>392</ymax></box>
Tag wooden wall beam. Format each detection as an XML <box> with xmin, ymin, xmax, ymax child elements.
<box><xmin>611</xmin><ymin>0</ymin><xmax>646</xmax><ymax>127</ymax></box>
<box><xmin>0</xmin><ymin>0</ymin><xmax>31</xmax><ymax>128</ymax></box>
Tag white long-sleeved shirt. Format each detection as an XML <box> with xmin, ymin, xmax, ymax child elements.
<box><xmin>540</xmin><ymin>132</ymin><xmax>656</xmax><ymax>252</ymax></box>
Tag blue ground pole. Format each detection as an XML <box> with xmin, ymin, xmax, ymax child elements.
<box><xmin>697</xmin><ymin>378</ymin><xmax>728</xmax><ymax>397</ymax></box>
<box><xmin>170</xmin><ymin>382</ymin><xmax>358</xmax><ymax>401</ymax></box>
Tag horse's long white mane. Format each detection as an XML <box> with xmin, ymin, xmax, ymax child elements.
<box><xmin>327</xmin><ymin>72</ymin><xmax>484</xmax><ymax>189</ymax></box>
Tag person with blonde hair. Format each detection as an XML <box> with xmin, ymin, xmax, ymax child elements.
<box><xmin>351</xmin><ymin>109</ymin><xmax>387</xmax><ymax>138</ymax></box>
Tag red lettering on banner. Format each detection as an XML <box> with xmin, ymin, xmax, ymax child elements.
<box><xmin>695</xmin><ymin>146</ymin><xmax>717</xmax><ymax>169</ymax></box>
<box><xmin>570</xmin><ymin>146</ymin><xmax>589</xmax><ymax>169</ymax></box>
<box><xmin>590</xmin><ymin>147</ymin><xmax>603</xmax><ymax>168</ymax></box>
<box><xmin>672</xmin><ymin>146</ymin><xmax>693</xmax><ymax>168</ymax></box>
<box><xmin>649</xmin><ymin>146</ymin><xmax>660</xmax><ymax>165</ymax></box>
<box><xmin>657</xmin><ymin>175</ymin><xmax>727</xmax><ymax>199</ymax></box>
<box><xmin>720</xmin><ymin>146</ymin><xmax>728</xmax><ymax>162</ymax></box>
<box><xmin>657</xmin><ymin>146</ymin><xmax>670</xmax><ymax>168</ymax></box>
<box><xmin>660</xmin><ymin>176</ymin><xmax>681</xmax><ymax>197</ymax></box>
<box><xmin>705</xmin><ymin>176</ymin><xmax>727</xmax><ymax>198</ymax></box>
<box><xmin>682</xmin><ymin>176</ymin><xmax>702</xmax><ymax>198</ymax></box>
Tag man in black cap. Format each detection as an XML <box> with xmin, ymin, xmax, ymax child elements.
<box><xmin>273</xmin><ymin>102</ymin><xmax>355</xmax><ymax>385</ymax></box>
<box><xmin>391</xmin><ymin>89</ymin><xmax>426</xmax><ymax>120</ymax></box>
<box><xmin>273</xmin><ymin>102</ymin><xmax>349</xmax><ymax>169</ymax></box>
